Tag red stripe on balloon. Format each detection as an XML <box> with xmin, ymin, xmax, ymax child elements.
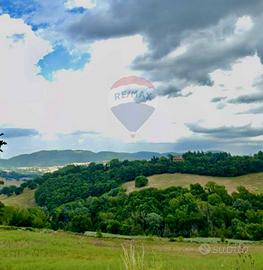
<box><xmin>111</xmin><ymin>76</ymin><xmax>154</xmax><ymax>89</ymax></box>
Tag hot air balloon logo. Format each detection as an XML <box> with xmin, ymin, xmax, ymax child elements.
<box><xmin>109</xmin><ymin>76</ymin><xmax>155</xmax><ymax>134</ymax></box>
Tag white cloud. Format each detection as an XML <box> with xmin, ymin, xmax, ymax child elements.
<box><xmin>235</xmin><ymin>16</ymin><xmax>254</xmax><ymax>34</ymax></box>
<box><xmin>1</xmin><ymin>13</ymin><xmax>263</xmax><ymax>156</ymax></box>
<box><xmin>0</xmin><ymin>15</ymin><xmax>149</xmax><ymax>142</ymax></box>
<box><xmin>0</xmin><ymin>14</ymin><xmax>52</xmax><ymax>130</ymax></box>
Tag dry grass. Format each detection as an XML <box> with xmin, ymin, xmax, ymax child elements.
<box><xmin>123</xmin><ymin>173</ymin><xmax>263</xmax><ymax>194</ymax></box>
<box><xmin>0</xmin><ymin>188</ymin><xmax>36</xmax><ymax>208</ymax></box>
<box><xmin>122</xmin><ymin>243</ymin><xmax>145</xmax><ymax>270</ymax></box>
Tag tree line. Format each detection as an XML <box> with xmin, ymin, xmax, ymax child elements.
<box><xmin>52</xmin><ymin>183</ymin><xmax>263</xmax><ymax>240</ymax></box>
<box><xmin>1</xmin><ymin>181</ymin><xmax>262</xmax><ymax>240</ymax></box>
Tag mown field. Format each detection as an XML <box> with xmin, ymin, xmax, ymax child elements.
<box><xmin>0</xmin><ymin>189</ymin><xmax>35</xmax><ymax>208</ymax></box>
<box><xmin>0</xmin><ymin>228</ymin><xmax>263</xmax><ymax>270</ymax></box>
<box><xmin>123</xmin><ymin>173</ymin><xmax>263</xmax><ymax>193</ymax></box>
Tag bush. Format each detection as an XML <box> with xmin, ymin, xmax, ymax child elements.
<box><xmin>96</xmin><ymin>230</ymin><xmax>103</xmax><ymax>238</ymax></box>
<box><xmin>135</xmin><ymin>176</ymin><xmax>148</xmax><ymax>188</ymax></box>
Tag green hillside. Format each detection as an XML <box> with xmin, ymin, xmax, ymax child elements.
<box><xmin>0</xmin><ymin>228</ymin><xmax>262</xmax><ymax>270</ymax></box>
<box><xmin>3</xmin><ymin>173</ymin><xmax>262</xmax><ymax>209</ymax></box>
<box><xmin>1</xmin><ymin>153</ymin><xmax>263</xmax><ymax>242</ymax></box>
<box><xmin>123</xmin><ymin>173</ymin><xmax>263</xmax><ymax>193</ymax></box>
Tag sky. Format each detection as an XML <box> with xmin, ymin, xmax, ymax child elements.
<box><xmin>0</xmin><ymin>0</ymin><xmax>263</xmax><ymax>158</ymax></box>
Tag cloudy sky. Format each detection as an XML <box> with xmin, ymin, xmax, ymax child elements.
<box><xmin>0</xmin><ymin>0</ymin><xmax>263</xmax><ymax>158</ymax></box>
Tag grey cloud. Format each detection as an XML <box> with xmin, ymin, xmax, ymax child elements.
<box><xmin>134</xmin><ymin>83</ymin><xmax>190</xmax><ymax>102</ymax></box>
<box><xmin>173</xmin><ymin>136</ymin><xmax>263</xmax><ymax>155</ymax></box>
<box><xmin>187</xmin><ymin>123</ymin><xmax>263</xmax><ymax>139</ymax></box>
<box><xmin>68</xmin><ymin>0</ymin><xmax>263</xmax><ymax>44</ymax></box>
<box><xmin>66</xmin><ymin>0</ymin><xmax>263</xmax><ymax>97</ymax></box>
<box><xmin>246</xmin><ymin>106</ymin><xmax>263</xmax><ymax>114</ymax></box>
<box><xmin>229</xmin><ymin>93</ymin><xmax>263</xmax><ymax>104</ymax></box>
<box><xmin>253</xmin><ymin>75</ymin><xmax>263</xmax><ymax>88</ymax></box>
<box><xmin>238</xmin><ymin>105</ymin><xmax>263</xmax><ymax>114</ymax></box>
<box><xmin>211</xmin><ymin>96</ymin><xmax>227</xmax><ymax>103</ymax></box>
<box><xmin>154</xmin><ymin>84</ymin><xmax>191</xmax><ymax>99</ymax></box>
<box><xmin>0</xmin><ymin>128</ymin><xmax>39</xmax><ymax>138</ymax></box>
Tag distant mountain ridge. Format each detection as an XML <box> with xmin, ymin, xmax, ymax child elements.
<box><xmin>0</xmin><ymin>150</ymin><xmax>170</xmax><ymax>168</ymax></box>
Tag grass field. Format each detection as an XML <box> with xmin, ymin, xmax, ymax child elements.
<box><xmin>0</xmin><ymin>178</ymin><xmax>23</xmax><ymax>187</ymax></box>
<box><xmin>123</xmin><ymin>173</ymin><xmax>263</xmax><ymax>194</ymax></box>
<box><xmin>0</xmin><ymin>189</ymin><xmax>36</xmax><ymax>208</ymax></box>
<box><xmin>0</xmin><ymin>228</ymin><xmax>262</xmax><ymax>270</ymax></box>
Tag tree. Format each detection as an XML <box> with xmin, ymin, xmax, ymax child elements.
<box><xmin>0</xmin><ymin>201</ymin><xmax>4</xmax><ymax>221</ymax></box>
<box><xmin>69</xmin><ymin>214</ymin><xmax>92</xmax><ymax>233</ymax></box>
<box><xmin>145</xmin><ymin>212</ymin><xmax>163</xmax><ymax>236</ymax></box>
<box><xmin>0</xmin><ymin>133</ymin><xmax>6</xmax><ymax>152</ymax></box>
<box><xmin>135</xmin><ymin>176</ymin><xmax>148</xmax><ymax>188</ymax></box>
<box><xmin>208</xmin><ymin>194</ymin><xmax>222</xmax><ymax>206</ymax></box>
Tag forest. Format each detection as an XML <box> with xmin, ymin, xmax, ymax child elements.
<box><xmin>1</xmin><ymin>151</ymin><xmax>263</xmax><ymax>240</ymax></box>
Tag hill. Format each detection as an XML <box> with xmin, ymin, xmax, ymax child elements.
<box><xmin>1</xmin><ymin>153</ymin><xmax>263</xmax><ymax>242</ymax></box>
<box><xmin>0</xmin><ymin>228</ymin><xmax>262</xmax><ymax>270</ymax></box>
<box><xmin>123</xmin><ymin>172</ymin><xmax>263</xmax><ymax>193</ymax></box>
<box><xmin>5</xmin><ymin>173</ymin><xmax>262</xmax><ymax>209</ymax></box>
<box><xmin>0</xmin><ymin>189</ymin><xmax>36</xmax><ymax>208</ymax></box>
<box><xmin>0</xmin><ymin>150</ymin><xmax>167</xmax><ymax>168</ymax></box>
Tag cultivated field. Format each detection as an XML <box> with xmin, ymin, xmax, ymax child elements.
<box><xmin>123</xmin><ymin>173</ymin><xmax>263</xmax><ymax>193</ymax></box>
<box><xmin>0</xmin><ymin>228</ymin><xmax>262</xmax><ymax>270</ymax></box>
<box><xmin>0</xmin><ymin>189</ymin><xmax>36</xmax><ymax>208</ymax></box>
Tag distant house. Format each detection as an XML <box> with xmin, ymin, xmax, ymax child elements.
<box><xmin>173</xmin><ymin>155</ymin><xmax>184</xmax><ymax>162</ymax></box>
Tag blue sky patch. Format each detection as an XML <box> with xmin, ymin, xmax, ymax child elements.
<box><xmin>31</xmin><ymin>22</ymin><xmax>49</xmax><ymax>31</ymax></box>
<box><xmin>0</xmin><ymin>0</ymin><xmax>38</xmax><ymax>18</ymax></box>
<box><xmin>37</xmin><ymin>45</ymin><xmax>90</xmax><ymax>80</ymax></box>
<box><xmin>0</xmin><ymin>0</ymin><xmax>48</xmax><ymax>30</ymax></box>
<box><xmin>67</xmin><ymin>7</ymin><xmax>86</xmax><ymax>14</ymax></box>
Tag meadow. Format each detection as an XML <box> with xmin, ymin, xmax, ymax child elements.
<box><xmin>0</xmin><ymin>189</ymin><xmax>35</xmax><ymax>208</ymax></box>
<box><xmin>0</xmin><ymin>227</ymin><xmax>263</xmax><ymax>270</ymax></box>
<box><xmin>123</xmin><ymin>173</ymin><xmax>263</xmax><ymax>193</ymax></box>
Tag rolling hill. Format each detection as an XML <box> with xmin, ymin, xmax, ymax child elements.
<box><xmin>0</xmin><ymin>189</ymin><xmax>36</xmax><ymax>208</ymax></box>
<box><xmin>0</xmin><ymin>150</ymin><xmax>168</xmax><ymax>168</ymax></box>
<box><xmin>4</xmin><ymin>173</ymin><xmax>262</xmax><ymax>209</ymax></box>
<box><xmin>123</xmin><ymin>172</ymin><xmax>263</xmax><ymax>193</ymax></box>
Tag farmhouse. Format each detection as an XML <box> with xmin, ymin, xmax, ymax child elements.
<box><xmin>173</xmin><ymin>155</ymin><xmax>184</xmax><ymax>162</ymax></box>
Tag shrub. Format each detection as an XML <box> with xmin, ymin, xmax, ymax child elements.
<box><xmin>135</xmin><ymin>176</ymin><xmax>148</xmax><ymax>188</ymax></box>
<box><xmin>96</xmin><ymin>230</ymin><xmax>103</xmax><ymax>238</ymax></box>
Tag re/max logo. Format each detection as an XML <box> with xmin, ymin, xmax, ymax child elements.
<box><xmin>114</xmin><ymin>89</ymin><xmax>153</xmax><ymax>102</ymax></box>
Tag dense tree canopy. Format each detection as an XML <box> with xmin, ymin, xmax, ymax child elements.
<box><xmin>51</xmin><ymin>184</ymin><xmax>263</xmax><ymax>240</ymax></box>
